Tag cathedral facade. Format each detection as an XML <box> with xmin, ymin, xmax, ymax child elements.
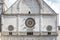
<box><xmin>0</xmin><ymin>0</ymin><xmax>58</xmax><ymax>40</ymax></box>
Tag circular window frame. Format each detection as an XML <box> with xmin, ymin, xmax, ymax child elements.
<box><xmin>46</xmin><ymin>25</ymin><xmax>52</xmax><ymax>31</ymax></box>
<box><xmin>25</xmin><ymin>18</ymin><xmax>35</xmax><ymax>28</ymax></box>
<box><xmin>8</xmin><ymin>25</ymin><xmax>14</xmax><ymax>31</ymax></box>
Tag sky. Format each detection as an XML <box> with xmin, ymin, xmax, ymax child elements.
<box><xmin>44</xmin><ymin>0</ymin><xmax>60</xmax><ymax>13</ymax></box>
<box><xmin>6</xmin><ymin>0</ymin><xmax>60</xmax><ymax>26</ymax></box>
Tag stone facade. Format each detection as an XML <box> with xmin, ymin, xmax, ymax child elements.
<box><xmin>0</xmin><ymin>0</ymin><xmax>58</xmax><ymax>40</ymax></box>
